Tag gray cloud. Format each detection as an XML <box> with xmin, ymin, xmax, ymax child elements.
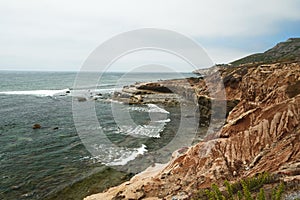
<box><xmin>0</xmin><ymin>0</ymin><xmax>299</xmax><ymax>71</ymax></box>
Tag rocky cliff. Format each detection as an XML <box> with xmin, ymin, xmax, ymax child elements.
<box><xmin>85</xmin><ymin>40</ymin><xmax>300</xmax><ymax>200</ymax></box>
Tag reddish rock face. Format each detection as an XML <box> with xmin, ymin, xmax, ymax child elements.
<box><xmin>85</xmin><ymin>62</ymin><xmax>300</xmax><ymax>200</ymax></box>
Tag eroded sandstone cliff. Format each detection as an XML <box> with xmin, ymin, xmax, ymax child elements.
<box><xmin>85</xmin><ymin>61</ymin><xmax>300</xmax><ymax>200</ymax></box>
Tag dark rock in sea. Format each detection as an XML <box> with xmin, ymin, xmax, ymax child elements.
<box><xmin>77</xmin><ymin>97</ymin><xmax>87</xmax><ymax>102</ymax></box>
<box><xmin>32</xmin><ymin>124</ymin><xmax>41</xmax><ymax>129</ymax></box>
<box><xmin>53</xmin><ymin>127</ymin><xmax>59</xmax><ymax>130</ymax></box>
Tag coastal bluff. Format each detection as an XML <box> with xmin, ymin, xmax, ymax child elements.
<box><xmin>85</xmin><ymin>39</ymin><xmax>300</xmax><ymax>200</ymax></box>
<box><xmin>86</xmin><ymin>62</ymin><xmax>300</xmax><ymax>200</ymax></box>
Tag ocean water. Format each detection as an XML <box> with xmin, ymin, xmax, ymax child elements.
<box><xmin>0</xmin><ymin>71</ymin><xmax>198</xmax><ymax>200</ymax></box>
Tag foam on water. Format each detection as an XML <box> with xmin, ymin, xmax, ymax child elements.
<box><xmin>121</xmin><ymin>104</ymin><xmax>171</xmax><ymax>138</ymax></box>
<box><xmin>0</xmin><ymin>88</ymin><xmax>71</xmax><ymax>97</ymax></box>
<box><xmin>88</xmin><ymin>144</ymin><xmax>148</xmax><ymax>166</ymax></box>
<box><xmin>0</xmin><ymin>88</ymin><xmax>121</xmax><ymax>98</ymax></box>
<box><xmin>107</xmin><ymin>144</ymin><xmax>147</xmax><ymax>166</ymax></box>
<box><xmin>154</xmin><ymin>118</ymin><xmax>171</xmax><ymax>123</ymax></box>
<box><xmin>147</xmin><ymin>104</ymin><xmax>170</xmax><ymax>114</ymax></box>
<box><xmin>129</xmin><ymin>104</ymin><xmax>170</xmax><ymax>114</ymax></box>
<box><xmin>119</xmin><ymin>123</ymin><xmax>165</xmax><ymax>138</ymax></box>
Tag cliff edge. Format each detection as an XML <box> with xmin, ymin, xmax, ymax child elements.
<box><xmin>85</xmin><ymin>39</ymin><xmax>300</xmax><ymax>200</ymax></box>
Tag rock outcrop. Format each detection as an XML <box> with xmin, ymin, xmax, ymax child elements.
<box><xmin>112</xmin><ymin>78</ymin><xmax>201</xmax><ymax>105</ymax></box>
<box><xmin>85</xmin><ymin>60</ymin><xmax>300</xmax><ymax>200</ymax></box>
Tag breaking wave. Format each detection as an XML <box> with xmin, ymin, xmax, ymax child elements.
<box><xmin>82</xmin><ymin>144</ymin><xmax>148</xmax><ymax>166</ymax></box>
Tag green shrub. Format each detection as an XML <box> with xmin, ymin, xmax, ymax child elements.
<box><xmin>212</xmin><ymin>184</ymin><xmax>224</xmax><ymax>200</ymax></box>
<box><xmin>237</xmin><ymin>191</ymin><xmax>243</xmax><ymax>200</ymax></box>
<box><xmin>230</xmin><ymin>172</ymin><xmax>275</xmax><ymax>193</ymax></box>
<box><xmin>224</xmin><ymin>180</ymin><xmax>234</xmax><ymax>200</ymax></box>
<box><xmin>194</xmin><ymin>173</ymin><xmax>282</xmax><ymax>200</ymax></box>
<box><xmin>205</xmin><ymin>189</ymin><xmax>214</xmax><ymax>200</ymax></box>
<box><xmin>242</xmin><ymin>181</ymin><xmax>254</xmax><ymax>200</ymax></box>
<box><xmin>272</xmin><ymin>182</ymin><xmax>284</xmax><ymax>200</ymax></box>
<box><xmin>256</xmin><ymin>188</ymin><xmax>265</xmax><ymax>200</ymax></box>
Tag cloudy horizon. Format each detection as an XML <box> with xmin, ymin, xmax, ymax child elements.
<box><xmin>0</xmin><ymin>0</ymin><xmax>299</xmax><ymax>72</ymax></box>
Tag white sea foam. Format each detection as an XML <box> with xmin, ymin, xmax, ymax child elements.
<box><xmin>0</xmin><ymin>87</ymin><xmax>122</xmax><ymax>98</ymax></box>
<box><xmin>107</xmin><ymin>144</ymin><xmax>147</xmax><ymax>166</ymax></box>
<box><xmin>154</xmin><ymin>118</ymin><xmax>171</xmax><ymax>123</ymax></box>
<box><xmin>0</xmin><ymin>88</ymin><xmax>71</xmax><ymax>97</ymax></box>
<box><xmin>122</xmin><ymin>104</ymin><xmax>170</xmax><ymax>138</ymax></box>
<box><xmin>129</xmin><ymin>106</ymin><xmax>149</xmax><ymax>112</ymax></box>
<box><xmin>129</xmin><ymin>104</ymin><xmax>170</xmax><ymax>114</ymax></box>
<box><xmin>87</xmin><ymin>144</ymin><xmax>148</xmax><ymax>166</ymax></box>
<box><xmin>147</xmin><ymin>104</ymin><xmax>170</xmax><ymax>114</ymax></box>
<box><xmin>93</xmin><ymin>88</ymin><xmax>122</xmax><ymax>94</ymax></box>
<box><xmin>119</xmin><ymin>124</ymin><xmax>162</xmax><ymax>138</ymax></box>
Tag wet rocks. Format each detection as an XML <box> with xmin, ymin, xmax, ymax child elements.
<box><xmin>113</xmin><ymin>82</ymin><xmax>181</xmax><ymax>105</ymax></box>
<box><xmin>76</xmin><ymin>97</ymin><xmax>87</xmax><ymax>102</ymax></box>
<box><xmin>32</xmin><ymin>124</ymin><xmax>41</xmax><ymax>129</ymax></box>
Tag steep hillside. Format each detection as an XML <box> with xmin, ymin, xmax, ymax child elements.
<box><xmin>231</xmin><ymin>38</ymin><xmax>300</xmax><ymax>66</ymax></box>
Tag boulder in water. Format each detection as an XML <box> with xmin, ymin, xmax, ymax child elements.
<box><xmin>32</xmin><ymin>124</ymin><xmax>41</xmax><ymax>129</ymax></box>
<box><xmin>77</xmin><ymin>97</ymin><xmax>87</xmax><ymax>102</ymax></box>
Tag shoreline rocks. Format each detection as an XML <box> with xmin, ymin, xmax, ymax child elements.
<box><xmin>112</xmin><ymin>81</ymin><xmax>189</xmax><ymax>105</ymax></box>
<box><xmin>85</xmin><ymin>61</ymin><xmax>300</xmax><ymax>200</ymax></box>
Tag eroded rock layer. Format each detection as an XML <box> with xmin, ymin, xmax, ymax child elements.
<box><xmin>85</xmin><ymin>62</ymin><xmax>300</xmax><ymax>200</ymax></box>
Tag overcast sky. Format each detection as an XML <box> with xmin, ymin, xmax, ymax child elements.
<box><xmin>0</xmin><ymin>0</ymin><xmax>299</xmax><ymax>71</ymax></box>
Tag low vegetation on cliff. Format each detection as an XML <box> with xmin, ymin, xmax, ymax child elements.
<box><xmin>194</xmin><ymin>172</ymin><xmax>287</xmax><ymax>200</ymax></box>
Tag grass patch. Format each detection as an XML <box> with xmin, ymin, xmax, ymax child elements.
<box><xmin>193</xmin><ymin>172</ymin><xmax>285</xmax><ymax>200</ymax></box>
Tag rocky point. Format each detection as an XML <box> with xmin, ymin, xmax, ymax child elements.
<box><xmin>85</xmin><ymin>39</ymin><xmax>300</xmax><ymax>200</ymax></box>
